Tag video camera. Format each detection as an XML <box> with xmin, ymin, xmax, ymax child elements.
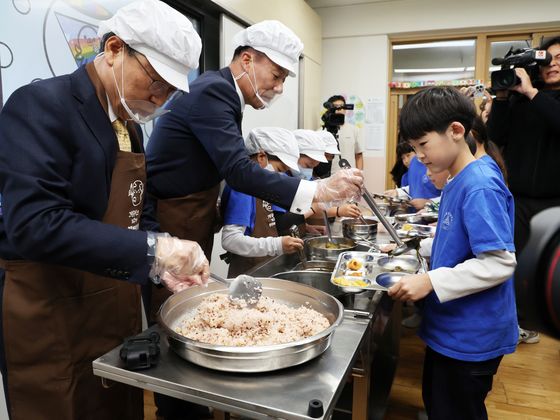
<box><xmin>490</xmin><ymin>47</ymin><xmax>552</xmax><ymax>90</ymax></box>
<box><xmin>321</xmin><ymin>101</ymin><xmax>354</xmax><ymax>135</ymax></box>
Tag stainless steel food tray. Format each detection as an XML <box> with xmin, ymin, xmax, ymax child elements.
<box><xmin>158</xmin><ymin>278</ymin><xmax>344</xmax><ymax>373</ymax></box>
<box><xmin>395</xmin><ymin>223</ymin><xmax>436</xmax><ymax>238</ymax></box>
<box><xmin>330</xmin><ymin>251</ymin><xmax>423</xmax><ymax>293</ymax></box>
<box><xmin>330</xmin><ymin>251</ymin><xmax>390</xmax><ymax>292</ymax></box>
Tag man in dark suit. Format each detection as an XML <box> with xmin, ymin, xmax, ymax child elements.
<box><xmin>0</xmin><ymin>1</ymin><xmax>209</xmax><ymax>419</ymax></box>
<box><xmin>146</xmin><ymin>20</ymin><xmax>363</xmax><ymax>262</ymax></box>
<box><xmin>145</xmin><ymin>20</ymin><xmax>364</xmax><ymax>420</ymax></box>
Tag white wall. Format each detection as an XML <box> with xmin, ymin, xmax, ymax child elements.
<box><xmin>316</xmin><ymin>0</ymin><xmax>560</xmax><ymax>39</ymax></box>
<box><xmin>321</xmin><ymin>35</ymin><xmax>389</xmax><ymax>193</ymax></box>
<box><xmin>315</xmin><ymin>0</ymin><xmax>560</xmax><ymax>193</ymax></box>
<box><xmin>213</xmin><ymin>0</ymin><xmax>323</xmax><ymax>129</ymax></box>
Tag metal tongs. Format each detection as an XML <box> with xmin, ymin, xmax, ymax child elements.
<box><xmin>338</xmin><ymin>159</ymin><xmax>410</xmax><ymax>256</ymax></box>
<box><xmin>210</xmin><ymin>273</ymin><xmax>263</xmax><ymax>306</ymax></box>
<box><xmin>289</xmin><ymin>225</ymin><xmax>308</xmax><ymax>270</ymax></box>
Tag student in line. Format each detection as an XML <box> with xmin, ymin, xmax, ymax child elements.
<box><xmin>387</xmin><ymin>86</ymin><xmax>518</xmax><ymax>420</ymax></box>
<box><xmin>221</xmin><ymin>127</ymin><xmax>304</xmax><ymax>277</ymax></box>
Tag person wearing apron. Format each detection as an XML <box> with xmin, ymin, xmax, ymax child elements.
<box><xmin>220</xmin><ymin>128</ymin><xmax>304</xmax><ymax>277</ymax></box>
<box><xmin>144</xmin><ymin>20</ymin><xmax>364</xmax><ymax>320</ymax></box>
<box><xmin>144</xmin><ymin>20</ymin><xmax>363</xmax><ymax>420</ymax></box>
<box><xmin>0</xmin><ymin>2</ymin><xmax>206</xmax><ymax>418</ymax></box>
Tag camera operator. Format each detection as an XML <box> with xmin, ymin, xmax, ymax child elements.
<box><xmin>487</xmin><ymin>36</ymin><xmax>560</xmax><ymax>342</ymax></box>
<box><xmin>320</xmin><ymin>95</ymin><xmax>365</xmax><ymax>175</ymax></box>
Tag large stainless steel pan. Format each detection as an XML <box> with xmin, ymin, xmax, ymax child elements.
<box><xmin>342</xmin><ymin>217</ymin><xmax>378</xmax><ymax>241</ymax></box>
<box><xmin>158</xmin><ymin>278</ymin><xmax>344</xmax><ymax>373</ymax></box>
<box><xmin>305</xmin><ymin>236</ymin><xmax>357</xmax><ymax>261</ymax></box>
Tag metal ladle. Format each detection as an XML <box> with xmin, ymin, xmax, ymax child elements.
<box><xmin>210</xmin><ymin>273</ymin><xmax>263</xmax><ymax>306</ymax></box>
<box><xmin>322</xmin><ymin>210</ymin><xmax>335</xmax><ymax>245</ymax></box>
<box><xmin>338</xmin><ymin>159</ymin><xmax>409</xmax><ymax>256</ymax></box>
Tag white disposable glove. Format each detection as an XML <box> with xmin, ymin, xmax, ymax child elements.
<box><xmin>151</xmin><ymin>237</ymin><xmax>210</xmax><ymax>293</ymax></box>
<box><xmin>314</xmin><ymin>168</ymin><xmax>363</xmax><ymax>208</ymax></box>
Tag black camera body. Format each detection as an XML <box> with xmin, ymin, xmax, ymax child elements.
<box><xmin>321</xmin><ymin>101</ymin><xmax>354</xmax><ymax>133</ymax></box>
<box><xmin>491</xmin><ymin>47</ymin><xmax>551</xmax><ymax>90</ymax></box>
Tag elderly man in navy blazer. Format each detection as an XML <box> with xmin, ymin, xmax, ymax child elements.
<box><xmin>144</xmin><ymin>19</ymin><xmax>365</xmax><ymax>419</ymax></box>
<box><xmin>0</xmin><ymin>1</ymin><xmax>212</xmax><ymax>419</ymax></box>
<box><xmin>146</xmin><ymin>20</ymin><xmax>364</xmax><ymax>264</ymax></box>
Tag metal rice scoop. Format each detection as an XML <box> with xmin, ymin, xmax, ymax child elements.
<box><xmin>210</xmin><ymin>273</ymin><xmax>263</xmax><ymax>306</ymax></box>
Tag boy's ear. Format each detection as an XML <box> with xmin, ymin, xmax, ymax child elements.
<box><xmin>449</xmin><ymin>122</ymin><xmax>466</xmax><ymax>142</ymax></box>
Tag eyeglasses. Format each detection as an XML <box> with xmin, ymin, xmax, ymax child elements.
<box><xmin>131</xmin><ymin>52</ymin><xmax>177</xmax><ymax>99</ymax></box>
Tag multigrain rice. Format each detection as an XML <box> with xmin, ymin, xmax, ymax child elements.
<box><xmin>175</xmin><ymin>294</ymin><xmax>330</xmax><ymax>346</ymax></box>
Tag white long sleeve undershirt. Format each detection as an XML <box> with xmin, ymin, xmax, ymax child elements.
<box><xmin>419</xmin><ymin>238</ymin><xmax>517</xmax><ymax>303</ymax></box>
<box><xmin>221</xmin><ymin>224</ymin><xmax>283</xmax><ymax>257</ymax></box>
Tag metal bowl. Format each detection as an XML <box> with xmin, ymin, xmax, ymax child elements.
<box><xmin>375</xmin><ymin>271</ymin><xmax>407</xmax><ymax>288</ymax></box>
<box><xmin>376</xmin><ymin>255</ymin><xmax>421</xmax><ymax>273</ymax></box>
<box><xmin>306</xmin><ymin>236</ymin><xmax>357</xmax><ymax>261</ymax></box>
<box><xmin>395</xmin><ymin>212</ymin><xmax>438</xmax><ymax>225</ymax></box>
<box><xmin>292</xmin><ymin>260</ymin><xmax>336</xmax><ymax>272</ymax></box>
<box><xmin>342</xmin><ymin>217</ymin><xmax>378</xmax><ymax>241</ymax></box>
<box><xmin>272</xmin><ymin>270</ymin><xmax>344</xmax><ymax>297</ymax></box>
<box><xmin>158</xmin><ymin>278</ymin><xmax>344</xmax><ymax>373</ymax></box>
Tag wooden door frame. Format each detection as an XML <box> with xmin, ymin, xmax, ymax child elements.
<box><xmin>384</xmin><ymin>25</ymin><xmax>560</xmax><ymax>189</ymax></box>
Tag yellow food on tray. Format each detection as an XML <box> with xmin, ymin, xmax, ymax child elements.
<box><xmin>333</xmin><ymin>277</ymin><xmax>369</xmax><ymax>288</ymax></box>
<box><xmin>347</xmin><ymin>258</ymin><xmax>363</xmax><ymax>271</ymax></box>
<box><xmin>402</xmin><ymin>223</ymin><xmax>414</xmax><ymax>231</ymax></box>
<box><xmin>347</xmin><ymin>271</ymin><xmax>363</xmax><ymax>277</ymax></box>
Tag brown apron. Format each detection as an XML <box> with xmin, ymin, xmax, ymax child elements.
<box><xmin>0</xmin><ymin>64</ymin><xmax>145</xmax><ymax>420</ymax></box>
<box><xmin>227</xmin><ymin>198</ymin><xmax>279</xmax><ymax>278</ymax></box>
<box><xmin>147</xmin><ymin>184</ymin><xmax>220</xmax><ymax>325</ymax></box>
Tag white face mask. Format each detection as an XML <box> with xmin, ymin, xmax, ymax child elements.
<box><xmin>111</xmin><ymin>51</ymin><xmax>177</xmax><ymax>124</ymax></box>
<box><xmin>296</xmin><ymin>166</ymin><xmax>314</xmax><ymax>181</ymax></box>
<box><xmin>265</xmin><ymin>163</ymin><xmax>275</xmax><ymax>172</ymax></box>
<box><xmin>234</xmin><ymin>58</ymin><xmax>281</xmax><ymax>110</ymax></box>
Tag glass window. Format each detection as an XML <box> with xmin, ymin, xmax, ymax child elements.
<box><xmin>487</xmin><ymin>38</ymin><xmax>531</xmax><ymax>81</ymax></box>
<box><xmin>392</xmin><ymin>39</ymin><xmax>476</xmax><ymax>82</ymax></box>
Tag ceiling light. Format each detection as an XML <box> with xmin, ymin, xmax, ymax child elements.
<box><xmin>394</xmin><ymin>67</ymin><xmax>471</xmax><ymax>73</ymax></box>
<box><xmin>393</xmin><ymin>40</ymin><xmax>476</xmax><ymax>50</ymax></box>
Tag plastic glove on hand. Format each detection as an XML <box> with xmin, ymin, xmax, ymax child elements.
<box><xmin>154</xmin><ymin>237</ymin><xmax>210</xmax><ymax>293</ymax></box>
<box><xmin>314</xmin><ymin>168</ymin><xmax>363</xmax><ymax>207</ymax></box>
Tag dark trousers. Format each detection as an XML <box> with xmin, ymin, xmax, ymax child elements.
<box><xmin>422</xmin><ymin>347</ymin><xmax>502</xmax><ymax>420</ymax></box>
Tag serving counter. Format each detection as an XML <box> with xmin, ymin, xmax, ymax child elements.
<box><xmin>93</xmin><ymin>236</ymin><xmax>401</xmax><ymax>419</ymax></box>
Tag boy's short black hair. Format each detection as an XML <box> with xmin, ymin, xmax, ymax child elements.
<box><xmin>399</xmin><ymin>86</ymin><xmax>477</xmax><ymax>142</ymax></box>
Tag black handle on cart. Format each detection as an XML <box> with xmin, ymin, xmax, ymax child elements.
<box><xmin>119</xmin><ymin>331</ymin><xmax>161</xmax><ymax>370</ymax></box>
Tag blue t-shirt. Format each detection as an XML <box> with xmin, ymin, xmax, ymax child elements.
<box><xmin>419</xmin><ymin>159</ymin><xmax>518</xmax><ymax>362</ymax></box>
<box><xmin>222</xmin><ymin>185</ymin><xmax>257</xmax><ymax>235</ymax></box>
<box><xmin>407</xmin><ymin>156</ymin><xmax>441</xmax><ymax>199</ymax></box>
<box><xmin>401</xmin><ymin>171</ymin><xmax>409</xmax><ymax>187</ymax></box>
<box><xmin>480</xmin><ymin>154</ymin><xmax>503</xmax><ymax>181</ymax></box>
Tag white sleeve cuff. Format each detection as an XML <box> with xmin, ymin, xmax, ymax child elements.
<box><xmin>290</xmin><ymin>180</ymin><xmax>316</xmax><ymax>215</ymax></box>
<box><xmin>273</xmin><ymin>236</ymin><xmax>284</xmax><ymax>255</ymax></box>
<box><xmin>428</xmin><ymin>251</ymin><xmax>517</xmax><ymax>303</ymax></box>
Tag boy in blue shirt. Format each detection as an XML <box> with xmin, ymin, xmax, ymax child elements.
<box><xmin>388</xmin><ymin>87</ymin><xmax>518</xmax><ymax>420</ymax></box>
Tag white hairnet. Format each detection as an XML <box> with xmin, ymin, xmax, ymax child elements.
<box><xmin>232</xmin><ymin>20</ymin><xmax>303</xmax><ymax>77</ymax></box>
<box><xmin>293</xmin><ymin>129</ymin><xmax>328</xmax><ymax>163</ymax></box>
<box><xmin>98</xmin><ymin>0</ymin><xmax>202</xmax><ymax>92</ymax></box>
<box><xmin>245</xmin><ymin>127</ymin><xmax>300</xmax><ymax>172</ymax></box>
<box><xmin>316</xmin><ymin>130</ymin><xmax>340</xmax><ymax>155</ymax></box>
